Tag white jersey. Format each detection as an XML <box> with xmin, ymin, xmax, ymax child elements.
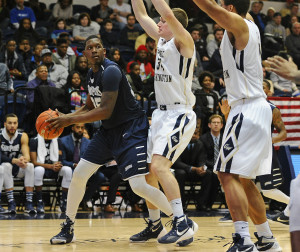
<box><xmin>154</xmin><ymin>38</ymin><xmax>195</xmax><ymax>107</ymax></box>
<box><xmin>220</xmin><ymin>19</ymin><xmax>266</xmax><ymax>105</ymax></box>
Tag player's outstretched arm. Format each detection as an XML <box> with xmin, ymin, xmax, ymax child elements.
<box><xmin>132</xmin><ymin>0</ymin><xmax>159</xmax><ymax>40</ymax></box>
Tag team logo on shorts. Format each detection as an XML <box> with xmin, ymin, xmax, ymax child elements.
<box><xmin>170</xmin><ymin>132</ymin><xmax>180</xmax><ymax>147</ymax></box>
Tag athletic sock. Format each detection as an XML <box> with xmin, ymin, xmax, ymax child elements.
<box><xmin>283</xmin><ymin>205</ymin><xmax>290</xmax><ymax>217</ymax></box>
<box><xmin>255</xmin><ymin>221</ymin><xmax>273</xmax><ymax>238</ymax></box>
<box><xmin>234</xmin><ymin>221</ymin><xmax>250</xmax><ymax>238</ymax></box>
<box><xmin>170</xmin><ymin>198</ymin><xmax>184</xmax><ymax>218</ymax></box>
<box><xmin>36</xmin><ymin>191</ymin><xmax>43</xmax><ymax>201</ymax></box>
<box><xmin>6</xmin><ymin>190</ymin><xmax>14</xmax><ymax>202</ymax></box>
<box><xmin>148</xmin><ymin>208</ymin><xmax>161</xmax><ymax>222</ymax></box>
<box><xmin>26</xmin><ymin>192</ymin><xmax>33</xmax><ymax>202</ymax></box>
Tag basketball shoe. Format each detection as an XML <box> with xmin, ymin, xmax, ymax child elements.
<box><xmin>158</xmin><ymin>215</ymin><xmax>194</xmax><ymax>245</ymax></box>
<box><xmin>176</xmin><ymin>217</ymin><xmax>199</xmax><ymax>247</ymax></box>
<box><xmin>8</xmin><ymin>200</ymin><xmax>16</xmax><ymax>214</ymax></box>
<box><xmin>225</xmin><ymin>233</ymin><xmax>258</xmax><ymax>252</ymax></box>
<box><xmin>130</xmin><ymin>218</ymin><xmax>167</xmax><ymax>242</ymax></box>
<box><xmin>24</xmin><ymin>201</ymin><xmax>37</xmax><ymax>214</ymax></box>
<box><xmin>50</xmin><ymin>217</ymin><xmax>75</xmax><ymax>244</ymax></box>
<box><xmin>269</xmin><ymin>212</ymin><xmax>289</xmax><ymax>225</ymax></box>
<box><xmin>219</xmin><ymin>212</ymin><xmax>233</xmax><ymax>223</ymax></box>
<box><xmin>254</xmin><ymin>232</ymin><xmax>282</xmax><ymax>252</ymax></box>
<box><xmin>36</xmin><ymin>200</ymin><xmax>45</xmax><ymax>214</ymax></box>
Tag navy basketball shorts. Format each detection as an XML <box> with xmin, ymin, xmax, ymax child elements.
<box><xmin>82</xmin><ymin>115</ymin><xmax>149</xmax><ymax>180</ymax></box>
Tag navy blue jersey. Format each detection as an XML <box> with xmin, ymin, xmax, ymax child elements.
<box><xmin>267</xmin><ymin>100</ymin><xmax>277</xmax><ymax>133</ymax></box>
<box><xmin>0</xmin><ymin>131</ymin><xmax>22</xmax><ymax>159</ymax></box>
<box><xmin>87</xmin><ymin>58</ymin><xmax>145</xmax><ymax>129</ymax></box>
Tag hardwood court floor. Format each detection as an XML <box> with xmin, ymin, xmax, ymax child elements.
<box><xmin>0</xmin><ymin>212</ymin><xmax>291</xmax><ymax>252</ymax></box>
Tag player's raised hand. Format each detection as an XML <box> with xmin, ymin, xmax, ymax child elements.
<box><xmin>219</xmin><ymin>99</ymin><xmax>230</xmax><ymax>118</ymax></box>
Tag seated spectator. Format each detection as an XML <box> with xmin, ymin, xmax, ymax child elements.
<box><xmin>191</xmin><ymin>27</ymin><xmax>209</xmax><ymax>62</ymax></box>
<box><xmin>145</xmin><ymin>36</ymin><xmax>156</xmax><ymax>68</ymax></box>
<box><xmin>10</xmin><ymin>0</ymin><xmax>37</xmax><ymax>29</ymax></box>
<box><xmin>266</xmin><ymin>7</ymin><xmax>276</xmax><ymax>24</ymax></box>
<box><xmin>90</xmin><ymin>0</ymin><xmax>116</xmax><ymax>26</ymax></box>
<box><xmin>74</xmin><ymin>55</ymin><xmax>88</xmax><ymax>88</ymax></box>
<box><xmin>285</xmin><ymin>22</ymin><xmax>300</xmax><ymax>68</ymax></box>
<box><xmin>126</xmin><ymin>62</ymin><xmax>144</xmax><ymax>100</ymax></box>
<box><xmin>16</xmin><ymin>37</ymin><xmax>33</xmax><ymax>75</ymax></box>
<box><xmin>108</xmin><ymin>48</ymin><xmax>126</xmax><ymax>71</ymax></box>
<box><xmin>0</xmin><ymin>113</ymin><xmax>36</xmax><ymax>214</ymax></box>
<box><xmin>30</xmin><ymin>134</ymin><xmax>72</xmax><ymax>213</ymax></box>
<box><xmin>57</xmin><ymin>32</ymin><xmax>79</xmax><ymax>56</ymax></box>
<box><xmin>0</xmin><ymin>63</ymin><xmax>13</xmax><ymax>92</ymax></box>
<box><xmin>110</xmin><ymin>0</ymin><xmax>132</xmax><ymax>30</ymax></box>
<box><xmin>14</xmin><ymin>18</ymin><xmax>40</xmax><ymax>47</ymax></box>
<box><xmin>52</xmin><ymin>38</ymin><xmax>76</xmax><ymax>72</ymax></box>
<box><xmin>73</xmin><ymin>13</ymin><xmax>100</xmax><ymax>44</ymax></box>
<box><xmin>249</xmin><ymin>1</ymin><xmax>267</xmax><ymax>40</ymax></box>
<box><xmin>282</xmin><ymin>3</ymin><xmax>299</xmax><ymax>28</ymax></box>
<box><xmin>127</xmin><ymin>45</ymin><xmax>154</xmax><ymax>81</ymax></box>
<box><xmin>100</xmin><ymin>19</ymin><xmax>119</xmax><ymax>49</ymax></box>
<box><xmin>194</xmin><ymin>71</ymin><xmax>220</xmax><ymax>133</ymax></box>
<box><xmin>28</xmin><ymin>48</ymin><xmax>68</xmax><ymax>88</ymax></box>
<box><xmin>199</xmin><ymin>114</ymin><xmax>222</xmax><ymax>210</ymax></box>
<box><xmin>51</xmin><ymin>0</ymin><xmax>74</xmax><ymax>27</ymax></box>
<box><xmin>27</xmin><ymin>43</ymin><xmax>43</xmax><ymax>75</ymax></box>
<box><xmin>0</xmin><ymin>0</ymin><xmax>10</xmax><ymax>30</ymax></box>
<box><xmin>206</xmin><ymin>28</ymin><xmax>223</xmax><ymax>58</ymax></box>
<box><xmin>64</xmin><ymin>71</ymin><xmax>87</xmax><ymax>112</ymax></box>
<box><xmin>285</xmin><ymin>15</ymin><xmax>299</xmax><ymax>36</ymax></box>
<box><xmin>51</xmin><ymin>18</ymin><xmax>72</xmax><ymax>45</ymax></box>
<box><xmin>24</xmin><ymin>0</ymin><xmax>48</xmax><ymax>22</ymax></box>
<box><xmin>119</xmin><ymin>14</ymin><xmax>142</xmax><ymax>50</ymax></box>
<box><xmin>0</xmin><ymin>39</ymin><xmax>27</xmax><ymax>80</ymax></box>
<box><xmin>26</xmin><ymin>64</ymin><xmax>56</xmax><ymax>104</ymax></box>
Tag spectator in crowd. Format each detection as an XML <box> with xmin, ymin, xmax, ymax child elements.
<box><xmin>0</xmin><ymin>39</ymin><xmax>27</xmax><ymax>80</ymax></box>
<box><xmin>172</xmin><ymin>123</ymin><xmax>212</xmax><ymax>210</ymax></box>
<box><xmin>58</xmin><ymin>32</ymin><xmax>79</xmax><ymax>56</ymax></box>
<box><xmin>145</xmin><ymin>36</ymin><xmax>156</xmax><ymax>68</ymax></box>
<box><xmin>249</xmin><ymin>1</ymin><xmax>267</xmax><ymax>40</ymax></box>
<box><xmin>206</xmin><ymin>22</ymin><xmax>222</xmax><ymax>44</ymax></box>
<box><xmin>73</xmin><ymin>13</ymin><xmax>100</xmax><ymax>44</ymax></box>
<box><xmin>265</xmin><ymin>12</ymin><xmax>286</xmax><ymax>43</ymax></box>
<box><xmin>286</xmin><ymin>22</ymin><xmax>300</xmax><ymax>68</ymax></box>
<box><xmin>26</xmin><ymin>64</ymin><xmax>56</xmax><ymax>104</ymax></box>
<box><xmin>191</xmin><ymin>27</ymin><xmax>209</xmax><ymax>62</ymax></box>
<box><xmin>0</xmin><ymin>63</ymin><xmax>13</xmax><ymax>92</ymax></box>
<box><xmin>16</xmin><ymin>37</ymin><xmax>33</xmax><ymax>75</ymax></box>
<box><xmin>126</xmin><ymin>61</ymin><xmax>144</xmax><ymax>100</ymax></box>
<box><xmin>280</xmin><ymin>0</ymin><xmax>295</xmax><ymax>18</ymax></box>
<box><xmin>110</xmin><ymin>0</ymin><xmax>132</xmax><ymax>30</ymax></box>
<box><xmin>266</xmin><ymin>7</ymin><xmax>276</xmax><ymax>24</ymax></box>
<box><xmin>282</xmin><ymin>3</ymin><xmax>299</xmax><ymax>28</ymax></box>
<box><xmin>270</xmin><ymin>52</ymin><xmax>299</xmax><ymax>97</ymax></box>
<box><xmin>52</xmin><ymin>38</ymin><xmax>76</xmax><ymax>72</ymax></box>
<box><xmin>206</xmin><ymin>28</ymin><xmax>223</xmax><ymax>58</ymax></box>
<box><xmin>10</xmin><ymin>0</ymin><xmax>37</xmax><ymax>29</ymax></box>
<box><xmin>51</xmin><ymin>19</ymin><xmax>72</xmax><ymax>45</ymax></box>
<box><xmin>134</xmin><ymin>32</ymin><xmax>148</xmax><ymax>50</ymax></box>
<box><xmin>127</xmin><ymin>45</ymin><xmax>154</xmax><ymax>81</ymax></box>
<box><xmin>0</xmin><ymin>0</ymin><xmax>10</xmax><ymax>30</ymax></box>
<box><xmin>74</xmin><ymin>55</ymin><xmax>88</xmax><ymax>88</ymax></box>
<box><xmin>0</xmin><ymin>113</ymin><xmax>36</xmax><ymax>214</ymax></box>
<box><xmin>100</xmin><ymin>19</ymin><xmax>119</xmax><ymax>49</ymax></box>
<box><xmin>119</xmin><ymin>14</ymin><xmax>142</xmax><ymax>50</ymax></box>
<box><xmin>285</xmin><ymin>15</ymin><xmax>299</xmax><ymax>36</ymax></box>
<box><xmin>199</xmin><ymin>114</ymin><xmax>223</xmax><ymax>210</ymax></box>
<box><xmin>90</xmin><ymin>0</ymin><xmax>116</xmax><ymax>26</ymax></box>
<box><xmin>108</xmin><ymin>47</ymin><xmax>126</xmax><ymax>71</ymax></box>
<box><xmin>24</xmin><ymin>0</ymin><xmax>48</xmax><ymax>22</ymax></box>
<box><xmin>14</xmin><ymin>18</ymin><xmax>40</xmax><ymax>47</ymax></box>
<box><xmin>27</xmin><ymin>43</ymin><xmax>43</xmax><ymax>75</ymax></box>
<box><xmin>30</xmin><ymin>134</ymin><xmax>72</xmax><ymax>213</ymax></box>
<box><xmin>64</xmin><ymin>71</ymin><xmax>87</xmax><ymax>112</ymax></box>
<box><xmin>51</xmin><ymin>0</ymin><xmax>74</xmax><ymax>26</ymax></box>
<box><xmin>28</xmin><ymin>48</ymin><xmax>68</xmax><ymax>88</ymax></box>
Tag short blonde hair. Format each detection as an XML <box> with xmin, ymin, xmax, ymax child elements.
<box><xmin>172</xmin><ymin>8</ymin><xmax>188</xmax><ymax>28</ymax></box>
<box><xmin>209</xmin><ymin>114</ymin><xmax>223</xmax><ymax>124</ymax></box>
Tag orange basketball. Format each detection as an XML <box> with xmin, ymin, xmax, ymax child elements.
<box><xmin>35</xmin><ymin>109</ymin><xmax>64</xmax><ymax>140</ymax></box>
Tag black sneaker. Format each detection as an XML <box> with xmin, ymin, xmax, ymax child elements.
<box><xmin>177</xmin><ymin>217</ymin><xmax>199</xmax><ymax>247</ymax></box>
<box><xmin>254</xmin><ymin>232</ymin><xmax>282</xmax><ymax>252</ymax></box>
<box><xmin>50</xmin><ymin>217</ymin><xmax>75</xmax><ymax>244</ymax></box>
<box><xmin>269</xmin><ymin>212</ymin><xmax>289</xmax><ymax>225</ymax></box>
<box><xmin>219</xmin><ymin>212</ymin><xmax>233</xmax><ymax>223</ymax></box>
<box><xmin>36</xmin><ymin>200</ymin><xmax>45</xmax><ymax>214</ymax></box>
<box><xmin>225</xmin><ymin>233</ymin><xmax>258</xmax><ymax>252</ymax></box>
<box><xmin>60</xmin><ymin>199</ymin><xmax>67</xmax><ymax>213</ymax></box>
<box><xmin>158</xmin><ymin>215</ymin><xmax>194</xmax><ymax>245</ymax></box>
<box><xmin>24</xmin><ymin>201</ymin><xmax>37</xmax><ymax>214</ymax></box>
<box><xmin>130</xmin><ymin>218</ymin><xmax>167</xmax><ymax>242</ymax></box>
<box><xmin>8</xmin><ymin>201</ymin><xmax>16</xmax><ymax>214</ymax></box>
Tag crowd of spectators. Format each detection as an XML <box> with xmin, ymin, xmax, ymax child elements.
<box><xmin>0</xmin><ymin>0</ymin><xmax>299</xmax><ymax>214</ymax></box>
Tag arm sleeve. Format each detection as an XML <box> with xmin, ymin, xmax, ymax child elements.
<box><xmin>102</xmin><ymin>65</ymin><xmax>122</xmax><ymax>92</ymax></box>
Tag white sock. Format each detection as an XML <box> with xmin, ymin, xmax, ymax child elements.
<box><xmin>262</xmin><ymin>189</ymin><xmax>290</xmax><ymax>205</ymax></box>
<box><xmin>234</xmin><ymin>221</ymin><xmax>250</xmax><ymax>238</ymax></box>
<box><xmin>170</xmin><ymin>198</ymin><xmax>184</xmax><ymax>218</ymax></box>
<box><xmin>255</xmin><ymin>221</ymin><xmax>273</xmax><ymax>238</ymax></box>
<box><xmin>283</xmin><ymin>205</ymin><xmax>290</xmax><ymax>217</ymax></box>
<box><xmin>148</xmin><ymin>209</ymin><xmax>160</xmax><ymax>222</ymax></box>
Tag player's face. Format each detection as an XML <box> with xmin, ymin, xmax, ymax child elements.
<box><xmin>209</xmin><ymin>118</ymin><xmax>223</xmax><ymax>133</ymax></box>
<box><xmin>4</xmin><ymin>117</ymin><xmax>18</xmax><ymax>136</ymax></box>
<box><xmin>157</xmin><ymin>17</ymin><xmax>172</xmax><ymax>39</ymax></box>
<box><xmin>84</xmin><ymin>38</ymin><xmax>106</xmax><ymax>66</ymax></box>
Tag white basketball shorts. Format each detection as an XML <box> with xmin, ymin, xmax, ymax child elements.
<box><xmin>147</xmin><ymin>106</ymin><xmax>196</xmax><ymax>164</ymax></box>
<box><xmin>214</xmin><ymin>97</ymin><xmax>272</xmax><ymax>179</ymax></box>
<box><xmin>290</xmin><ymin>175</ymin><xmax>300</xmax><ymax>232</ymax></box>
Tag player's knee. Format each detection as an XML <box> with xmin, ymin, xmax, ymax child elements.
<box><xmin>128</xmin><ymin>176</ymin><xmax>148</xmax><ymax>197</ymax></box>
<box><xmin>2</xmin><ymin>162</ymin><xmax>13</xmax><ymax>174</ymax></box>
<box><xmin>26</xmin><ymin>163</ymin><xmax>34</xmax><ymax>174</ymax></box>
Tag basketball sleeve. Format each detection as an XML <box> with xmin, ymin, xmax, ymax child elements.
<box><xmin>102</xmin><ymin>65</ymin><xmax>122</xmax><ymax>92</ymax></box>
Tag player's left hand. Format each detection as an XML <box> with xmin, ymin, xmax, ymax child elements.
<box><xmin>46</xmin><ymin>110</ymin><xmax>72</xmax><ymax>132</ymax></box>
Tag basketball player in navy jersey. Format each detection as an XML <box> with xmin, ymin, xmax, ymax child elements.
<box><xmin>49</xmin><ymin>35</ymin><xmax>185</xmax><ymax>245</ymax></box>
<box><xmin>193</xmin><ymin>0</ymin><xmax>281</xmax><ymax>251</ymax></box>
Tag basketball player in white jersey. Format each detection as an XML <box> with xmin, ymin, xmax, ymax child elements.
<box><xmin>131</xmin><ymin>0</ymin><xmax>198</xmax><ymax>246</ymax></box>
<box><xmin>193</xmin><ymin>0</ymin><xmax>281</xmax><ymax>251</ymax></box>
